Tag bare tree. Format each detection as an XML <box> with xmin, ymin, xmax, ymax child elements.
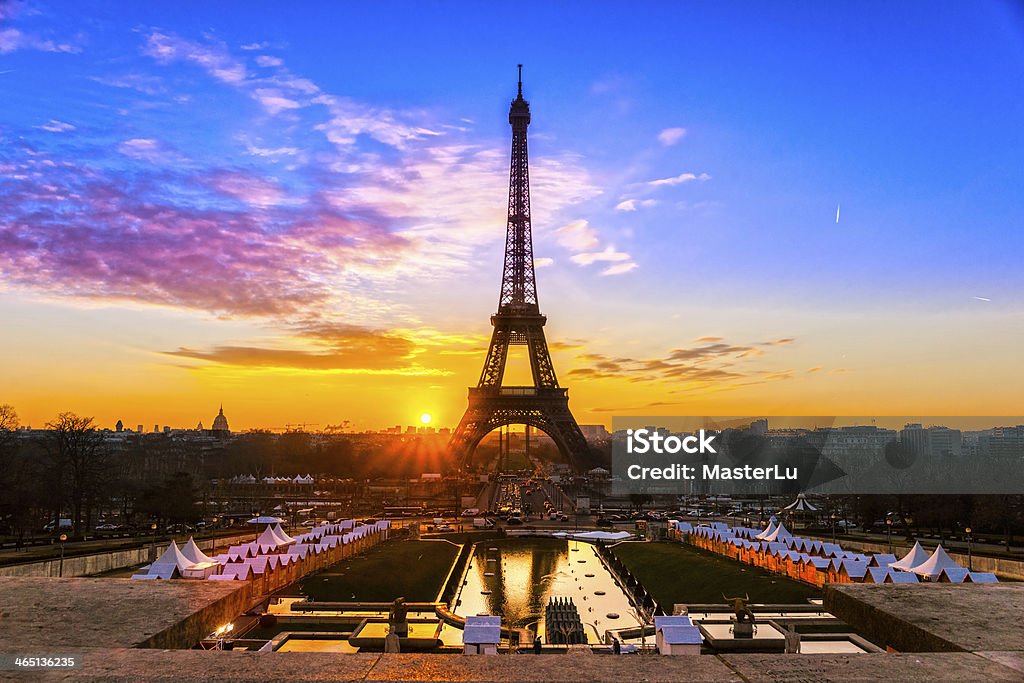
<box><xmin>0</xmin><ymin>403</ymin><xmax>18</xmax><ymax>455</ymax></box>
<box><xmin>45</xmin><ymin>413</ymin><xmax>110</xmax><ymax>536</ymax></box>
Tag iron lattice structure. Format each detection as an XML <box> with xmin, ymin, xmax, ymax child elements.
<box><xmin>449</xmin><ymin>67</ymin><xmax>591</xmax><ymax>471</ymax></box>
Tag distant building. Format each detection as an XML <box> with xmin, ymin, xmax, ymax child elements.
<box><xmin>212</xmin><ymin>405</ymin><xmax>230</xmax><ymax>433</ymax></box>
<box><xmin>749</xmin><ymin>418</ymin><xmax>769</xmax><ymax>435</ymax></box>
<box><xmin>579</xmin><ymin>424</ymin><xmax>610</xmax><ymax>442</ymax></box>
<box><xmin>978</xmin><ymin>425</ymin><xmax>1024</xmax><ymax>460</ymax></box>
<box><xmin>115</xmin><ymin>419</ymin><xmax>123</xmax><ymax>432</ymax></box>
<box><xmin>900</xmin><ymin>423</ymin><xmax>962</xmax><ymax>457</ymax></box>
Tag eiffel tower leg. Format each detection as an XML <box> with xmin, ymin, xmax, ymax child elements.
<box><xmin>449</xmin><ymin>393</ymin><xmax>594</xmax><ymax>471</ymax></box>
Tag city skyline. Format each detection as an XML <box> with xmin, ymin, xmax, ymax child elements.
<box><xmin>3</xmin><ymin>2</ymin><xmax>1024</xmax><ymax>431</ymax></box>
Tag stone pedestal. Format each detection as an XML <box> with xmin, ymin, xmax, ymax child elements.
<box><xmin>734</xmin><ymin>621</ymin><xmax>754</xmax><ymax>639</ymax></box>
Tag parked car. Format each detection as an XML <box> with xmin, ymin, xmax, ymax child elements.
<box><xmin>95</xmin><ymin>523</ymin><xmax>119</xmax><ymax>532</ymax></box>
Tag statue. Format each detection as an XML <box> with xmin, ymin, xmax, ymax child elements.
<box><xmin>723</xmin><ymin>593</ymin><xmax>756</xmax><ymax>624</ymax></box>
<box><xmin>388</xmin><ymin>597</ymin><xmax>409</xmax><ymax>638</ymax></box>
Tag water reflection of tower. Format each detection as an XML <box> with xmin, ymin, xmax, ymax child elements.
<box><xmin>480</xmin><ymin>541</ymin><xmax>565</xmax><ymax>628</ymax></box>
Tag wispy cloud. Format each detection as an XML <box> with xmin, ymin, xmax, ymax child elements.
<box><xmin>37</xmin><ymin>119</ymin><xmax>75</xmax><ymax>133</ymax></box>
<box><xmin>117</xmin><ymin>138</ymin><xmax>184</xmax><ymax>164</ymax></box>
<box><xmin>567</xmin><ymin>337</ymin><xmax>800</xmax><ymax>386</ymax></box>
<box><xmin>0</xmin><ymin>26</ymin><xmax>80</xmax><ymax>54</ymax></box>
<box><xmin>648</xmin><ymin>171</ymin><xmax>711</xmax><ymax>187</ymax></box>
<box><xmin>166</xmin><ymin>324</ymin><xmax>428</xmax><ymax>373</ymax></box>
<box><xmin>555</xmin><ymin>219</ymin><xmax>600</xmax><ymax>251</ymax></box>
<box><xmin>554</xmin><ymin>220</ymin><xmax>637</xmax><ymax>275</ymax></box>
<box><xmin>90</xmin><ymin>72</ymin><xmax>166</xmax><ymax>96</ymax></box>
<box><xmin>570</xmin><ymin>246</ymin><xmax>631</xmax><ymax>266</ymax></box>
<box><xmin>601</xmin><ymin>262</ymin><xmax>638</xmax><ymax>276</ymax></box>
<box><xmin>255</xmin><ymin>55</ymin><xmax>283</xmax><ymax>67</ymax></box>
<box><xmin>144</xmin><ymin>31</ymin><xmax>247</xmax><ymax>84</ymax></box>
<box><xmin>614</xmin><ymin>198</ymin><xmax>656</xmax><ymax>212</ymax></box>
<box><xmin>252</xmin><ymin>88</ymin><xmax>301</xmax><ymax>114</ymax></box>
<box><xmin>657</xmin><ymin>127</ymin><xmax>686</xmax><ymax>146</ymax></box>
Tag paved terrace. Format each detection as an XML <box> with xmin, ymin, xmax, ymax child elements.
<box><xmin>0</xmin><ymin>578</ymin><xmax>1021</xmax><ymax>681</ymax></box>
<box><xmin>825</xmin><ymin>582</ymin><xmax>1024</xmax><ymax>655</ymax></box>
<box><xmin>0</xmin><ymin>577</ymin><xmax>252</xmax><ymax>650</ymax></box>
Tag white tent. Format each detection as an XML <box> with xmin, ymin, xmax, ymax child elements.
<box><xmin>133</xmin><ymin>540</ymin><xmax>195</xmax><ymax>579</ymax></box>
<box><xmin>781</xmin><ymin>493</ymin><xmax>818</xmax><ymax>512</ymax></box>
<box><xmin>254</xmin><ymin>525</ymin><xmax>286</xmax><ymax>552</ymax></box>
<box><xmin>755</xmin><ymin>520</ymin><xmax>778</xmax><ymax>540</ymax></box>
<box><xmin>762</xmin><ymin>523</ymin><xmax>793</xmax><ymax>543</ymax></box>
<box><xmin>180</xmin><ymin>537</ymin><xmax>215</xmax><ymax>564</ymax></box>
<box><xmin>890</xmin><ymin>541</ymin><xmax>929</xmax><ymax>571</ymax></box>
<box><xmin>270</xmin><ymin>523</ymin><xmax>296</xmax><ymax>545</ymax></box>
<box><xmin>910</xmin><ymin>545</ymin><xmax>962</xmax><ymax>579</ymax></box>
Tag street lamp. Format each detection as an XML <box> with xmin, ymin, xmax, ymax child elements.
<box><xmin>151</xmin><ymin>522</ymin><xmax>158</xmax><ymax>559</ymax></box>
<box><xmin>885</xmin><ymin>518</ymin><xmax>893</xmax><ymax>554</ymax></box>
<box><xmin>58</xmin><ymin>533</ymin><xmax>67</xmax><ymax>577</ymax></box>
<box><xmin>830</xmin><ymin>513</ymin><xmax>837</xmax><ymax>544</ymax></box>
<box><xmin>965</xmin><ymin>527</ymin><xmax>973</xmax><ymax>571</ymax></box>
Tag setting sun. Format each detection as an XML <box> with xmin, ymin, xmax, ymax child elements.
<box><xmin>420</xmin><ymin>413</ymin><xmax>432</xmax><ymax>425</ymax></box>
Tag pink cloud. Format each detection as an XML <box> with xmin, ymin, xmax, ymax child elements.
<box><xmin>0</xmin><ymin>154</ymin><xmax>411</xmax><ymax>316</ymax></box>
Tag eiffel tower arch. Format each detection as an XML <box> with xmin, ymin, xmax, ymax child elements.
<box><xmin>449</xmin><ymin>67</ymin><xmax>593</xmax><ymax>472</ymax></box>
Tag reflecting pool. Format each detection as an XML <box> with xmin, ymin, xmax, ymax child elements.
<box><xmin>454</xmin><ymin>538</ymin><xmax>636</xmax><ymax>643</ymax></box>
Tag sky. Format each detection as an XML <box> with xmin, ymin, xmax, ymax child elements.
<box><xmin>2</xmin><ymin>1</ymin><xmax>1023</xmax><ymax>432</ymax></box>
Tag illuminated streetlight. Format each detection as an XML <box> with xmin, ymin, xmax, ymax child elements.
<box><xmin>885</xmin><ymin>518</ymin><xmax>893</xmax><ymax>554</ymax></box>
<box><xmin>58</xmin><ymin>533</ymin><xmax>67</xmax><ymax>578</ymax></box>
<box><xmin>965</xmin><ymin>527</ymin><xmax>973</xmax><ymax>571</ymax></box>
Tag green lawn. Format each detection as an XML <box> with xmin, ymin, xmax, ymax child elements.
<box><xmin>612</xmin><ymin>542</ymin><xmax>821</xmax><ymax>606</ymax></box>
<box><xmin>299</xmin><ymin>540</ymin><xmax>460</xmax><ymax>603</ymax></box>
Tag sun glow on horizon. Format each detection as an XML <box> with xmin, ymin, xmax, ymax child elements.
<box><xmin>420</xmin><ymin>413</ymin><xmax>432</xmax><ymax>425</ymax></box>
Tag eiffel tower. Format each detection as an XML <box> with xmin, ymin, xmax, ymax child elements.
<box><xmin>449</xmin><ymin>66</ymin><xmax>591</xmax><ymax>471</ymax></box>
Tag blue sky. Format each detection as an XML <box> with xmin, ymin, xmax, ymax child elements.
<box><xmin>2</xmin><ymin>1</ymin><xmax>1023</xmax><ymax>428</ymax></box>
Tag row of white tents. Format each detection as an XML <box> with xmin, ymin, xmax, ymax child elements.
<box><xmin>132</xmin><ymin>520</ymin><xmax>390</xmax><ymax>581</ymax></box>
<box><xmin>674</xmin><ymin>517</ymin><xmax>998</xmax><ymax>584</ymax></box>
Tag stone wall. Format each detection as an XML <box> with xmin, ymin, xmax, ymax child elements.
<box><xmin>140</xmin><ymin>582</ymin><xmax>255</xmax><ymax>649</ymax></box>
<box><xmin>823</xmin><ymin>584</ymin><xmax>961</xmax><ymax>652</ymax></box>
<box><xmin>0</xmin><ymin>532</ymin><xmax>256</xmax><ymax>579</ymax></box>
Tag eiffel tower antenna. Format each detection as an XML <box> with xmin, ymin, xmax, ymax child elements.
<box><xmin>449</xmin><ymin>67</ymin><xmax>591</xmax><ymax>471</ymax></box>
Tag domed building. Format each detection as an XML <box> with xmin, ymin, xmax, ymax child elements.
<box><xmin>212</xmin><ymin>405</ymin><xmax>230</xmax><ymax>433</ymax></box>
